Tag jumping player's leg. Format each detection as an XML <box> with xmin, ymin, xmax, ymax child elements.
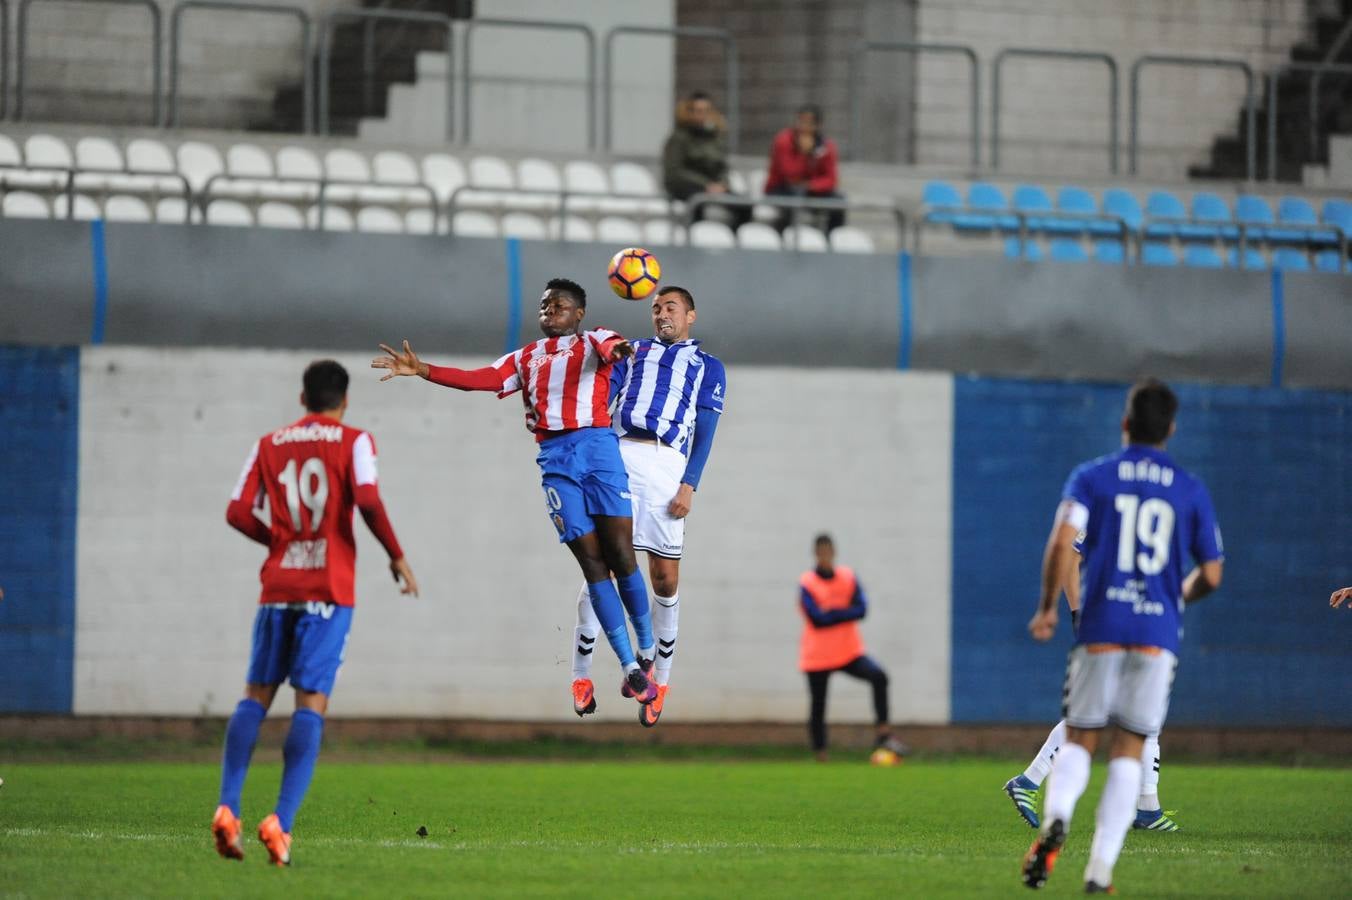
<box><xmin>566</xmin><ymin>529</ymin><xmax>639</xmax><ymax>672</ymax></box>
<box><xmin>806</xmin><ymin>669</ymin><xmax>832</xmax><ymax>761</ymax></box>
<box><xmin>593</xmin><ymin>514</ymin><xmax>654</xmax><ymax>663</ymax></box>
<box><xmin>571</xmin><ymin>583</ymin><xmax>601</xmax><ymax>678</ymax></box>
<box><xmin>648</xmin><ymin>555</ymin><xmax>680</xmax><ymax>687</ymax></box>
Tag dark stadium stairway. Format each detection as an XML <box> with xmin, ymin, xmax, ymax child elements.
<box><xmin>1192</xmin><ymin>0</ymin><xmax>1352</xmax><ymax>181</ymax></box>
<box><xmin>264</xmin><ymin>0</ymin><xmax>474</xmax><ymax>135</ymax></box>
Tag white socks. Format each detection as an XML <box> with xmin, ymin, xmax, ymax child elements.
<box><xmin>1138</xmin><ymin>734</ymin><xmax>1162</xmax><ymax>811</ymax></box>
<box><xmin>1024</xmin><ymin>719</ymin><xmax>1067</xmax><ymax>786</ymax></box>
<box><xmin>1086</xmin><ymin>756</ymin><xmax>1143</xmax><ymax>887</ymax></box>
<box><xmin>1041</xmin><ymin>740</ymin><xmax>1091</xmax><ymax>830</ymax></box>
<box><xmin>572</xmin><ymin>584</ymin><xmax>600</xmax><ymax>680</ymax></box>
<box><xmin>651</xmin><ymin>593</ymin><xmax>679</xmax><ymax>686</ymax></box>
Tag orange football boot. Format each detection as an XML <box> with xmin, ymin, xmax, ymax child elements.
<box><xmin>257</xmin><ymin>813</ymin><xmax>292</xmax><ymax>867</ymax></box>
<box><xmin>572</xmin><ymin>678</ymin><xmax>596</xmax><ymax>716</ymax></box>
<box><xmin>639</xmin><ymin>684</ymin><xmax>668</xmax><ymax>727</ymax></box>
<box><xmin>211</xmin><ymin>804</ymin><xmax>244</xmax><ymax>860</ymax></box>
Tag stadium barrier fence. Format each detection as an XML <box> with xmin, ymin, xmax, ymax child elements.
<box><xmin>991</xmin><ymin>48</ymin><xmax>1119</xmax><ymax>174</ymax></box>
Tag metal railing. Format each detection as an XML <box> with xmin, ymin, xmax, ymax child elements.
<box><xmin>1</xmin><ymin>165</ymin><xmax>193</xmax><ymax>223</ymax></box>
<box><xmin>461</xmin><ymin>18</ymin><xmax>596</xmax><ymax>149</ymax></box>
<box><xmin>200</xmin><ymin>173</ymin><xmax>437</xmax><ymax>229</ymax></box>
<box><xmin>913</xmin><ymin>205</ymin><xmax>1132</xmax><ymax>265</ymax></box>
<box><xmin>681</xmin><ymin>191</ymin><xmax>906</xmax><ymax>250</ymax></box>
<box><xmin>846</xmin><ymin>40</ymin><xmax>979</xmax><ymax>168</ymax></box>
<box><xmin>1267</xmin><ymin>61</ymin><xmax>1352</xmax><ymax>181</ymax></box>
<box><xmin>1130</xmin><ymin>55</ymin><xmax>1256</xmax><ymax>180</ymax></box>
<box><xmin>16</xmin><ymin>0</ymin><xmax>162</xmax><ymax>125</ymax></box>
<box><xmin>992</xmin><ymin>48</ymin><xmax>1119</xmax><ymax>174</ymax></box>
<box><xmin>318</xmin><ymin>7</ymin><xmax>454</xmax><ymax>140</ymax></box>
<box><xmin>169</xmin><ymin>1</ymin><xmax>313</xmax><ymax>132</ymax></box>
<box><xmin>603</xmin><ymin>25</ymin><xmax>739</xmax><ymax>153</ymax></box>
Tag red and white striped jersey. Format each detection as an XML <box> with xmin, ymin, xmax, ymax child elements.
<box><xmin>490</xmin><ymin>329</ymin><xmax>627</xmax><ymax>437</ymax></box>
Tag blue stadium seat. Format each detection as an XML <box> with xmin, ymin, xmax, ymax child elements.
<box><xmin>1012</xmin><ymin>184</ymin><xmax>1054</xmax><ymax>232</ymax></box>
<box><xmin>1048</xmin><ymin>237</ymin><xmax>1088</xmax><ymax>262</ymax></box>
<box><xmin>1271</xmin><ymin>247</ymin><xmax>1311</xmax><ymax>271</ymax></box>
<box><xmin>967</xmin><ymin>182</ymin><xmax>1019</xmax><ymax>232</ymax></box>
<box><xmin>1144</xmin><ymin>190</ymin><xmax>1187</xmax><ymax>238</ymax></box>
<box><xmin>1099</xmin><ymin>188</ymin><xmax>1143</xmax><ymax>235</ymax></box>
<box><xmin>921</xmin><ymin>180</ymin><xmax>962</xmax><ymax>225</ymax></box>
<box><xmin>1140</xmin><ymin>241</ymin><xmax>1178</xmax><ymax>266</ymax></box>
<box><xmin>1273</xmin><ymin>196</ymin><xmax>1338</xmax><ymax>245</ymax></box>
<box><xmin>1314</xmin><ymin>250</ymin><xmax>1346</xmax><ymax>274</ymax></box>
<box><xmin>1183</xmin><ymin>245</ymin><xmax>1224</xmax><ymax>268</ymax></box>
<box><xmin>1234</xmin><ymin>194</ymin><xmax>1274</xmax><ymax>242</ymax></box>
<box><xmin>1322</xmin><ymin>198</ymin><xmax>1352</xmax><ymax>238</ymax></box>
<box><xmin>1187</xmin><ymin>192</ymin><xmax>1237</xmax><ymax>241</ymax></box>
<box><xmin>1054</xmin><ymin>186</ymin><xmax>1097</xmax><ymax>234</ymax></box>
<box><xmin>1004</xmin><ymin>237</ymin><xmax>1044</xmax><ymax>260</ymax></box>
<box><xmin>1227</xmin><ymin>246</ymin><xmax>1267</xmax><ymax>270</ymax></box>
<box><xmin>1093</xmin><ymin>239</ymin><xmax>1127</xmax><ymax>264</ymax></box>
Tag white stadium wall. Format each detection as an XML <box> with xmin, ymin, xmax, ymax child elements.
<box><xmin>72</xmin><ymin>347</ymin><xmax>954</xmax><ymax>724</ymax></box>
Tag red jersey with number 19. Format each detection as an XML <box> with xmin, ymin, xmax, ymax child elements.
<box><xmin>226</xmin><ymin>414</ymin><xmax>403</xmax><ymax>606</ymax></box>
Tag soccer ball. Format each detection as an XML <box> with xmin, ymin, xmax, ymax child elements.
<box><xmin>869</xmin><ymin>747</ymin><xmax>903</xmax><ymax>767</ymax></box>
<box><xmin>607</xmin><ymin>247</ymin><xmax>661</xmax><ymax>300</ymax></box>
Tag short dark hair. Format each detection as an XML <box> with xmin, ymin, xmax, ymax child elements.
<box><xmin>797</xmin><ymin>104</ymin><xmax>822</xmax><ymax>123</ymax></box>
<box><xmin>657</xmin><ymin>285</ymin><xmax>695</xmax><ymax>310</ymax></box>
<box><xmin>303</xmin><ymin>359</ymin><xmax>349</xmax><ymax>412</ymax></box>
<box><xmin>814</xmin><ymin>533</ymin><xmax>834</xmax><ymax>549</ymax></box>
<box><xmin>1124</xmin><ymin>378</ymin><xmax>1178</xmax><ymax>445</ymax></box>
<box><xmin>545</xmin><ymin>277</ymin><xmax>586</xmax><ymax>308</ymax></box>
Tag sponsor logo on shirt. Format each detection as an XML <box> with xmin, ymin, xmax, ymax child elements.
<box><xmin>281</xmin><ymin>538</ymin><xmax>328</xmax><ymax>570</ymax></box>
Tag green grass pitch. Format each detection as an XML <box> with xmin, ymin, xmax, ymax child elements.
<box><xmin>1</xmin><ymin>757</ymin><xmax>1349</xmax><ymax>898</ymax></box>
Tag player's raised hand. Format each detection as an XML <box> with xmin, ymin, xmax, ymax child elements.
<box><xmin>1027</xmin><ymin>608</ymin><xmax>1058</xmax><ymax>642</ymax></box>
<box><xmin>391</xmin><ymin>557</ymin><xmax>419</xmax><ymax>598</ymax></box>
<box><xmin>667</xmin><ymin>483</ymin><xmax>694</xmax><ymax>519</ymax></box>
<box><xmin>372</xmin><ymin>340</ymin><xmax>427</xmax><ymax>381</ymax></box>
<box><xmin>1331</xmin><ymin>586</ymin><xmax>1352</xmax><ymax>609</ymax></box>
<box><xmin>612</xmin><ymin>340</ymin><xmax>635</xmax><ymax>359</ymax></box>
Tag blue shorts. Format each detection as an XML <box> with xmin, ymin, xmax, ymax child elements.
<box><xmin>535</xmin><ymin>428</ymin><xmax>633</xmax><ymax>543</ymax></box>
<box><xmin>246</xmin><ymin>602</ymin><xmax>353</xmax><ymax>696</ymax></box>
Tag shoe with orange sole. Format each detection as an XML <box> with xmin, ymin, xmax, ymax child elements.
<box><xmin>1021</xmin><ymin>818</ymin><xmax>1065</xmax><ymax>889</ymax></box>
<box><xmin>257</xmin><ymin>813</ymin><xmax>292</xmax><ymax>867</ymax></box>
<box><xmin>639</xmin><ymin>684</ymin><xmax>668</xmax><ymax>727</ymax></box>
<box><xmin>572</xmin><ymin>678</ymin><xmax>596</xmax><ymax>717</ymax></box>
<box><xmin>211</xmin><ymin>805</ymin><xmax>244</xmax><ymax>861</ymax></box>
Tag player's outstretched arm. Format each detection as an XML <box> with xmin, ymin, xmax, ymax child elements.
<box><xmin>1329</xmin><ymin>586</ymin><xmax>1351</xmax><ymax>608</ymax></box>
<box><xmin>372</xmin><ymin>340</ymin><xmax>429</xmax><ymax>381</ymax></box>
<box><xmin>390</xmin><ymin>557</ymin><xmax>419</xmax><ymax>598</ymax></box>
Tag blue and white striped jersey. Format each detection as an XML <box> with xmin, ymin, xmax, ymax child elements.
<box><xmin>610</xmin><ymin>338</ymin><xmax>726</xmax><ymax>455</ymax></box>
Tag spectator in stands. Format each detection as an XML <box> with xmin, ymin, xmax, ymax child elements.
<box><xmin>662</xmin><ymin>91</ymin><xmax>750</xmax><ymax>228</ymax></box>
<box><xmin>764</xmin><ymin>104</ymin><xmax>844</xmax><ymax>234</ymax></box>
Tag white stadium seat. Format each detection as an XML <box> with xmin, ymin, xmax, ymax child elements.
<box><xmin>726</xmin><ymin>170</ymin><xmax>748</xmax><ymax>194</ymax></box>
<box><xmin>177</xmin><ymin>141</ymin><xmax>225</xmax><ymax>191</ymax></box>
<box><xmin>689</xmin><ymin>220</ymin><xmax>736</xmax><ymax>249</ymax></box>
<box><xmin>25</xmin><ymin>134</ymin><xmax>73</xmax><ymax>168</ymax></box>
<box><xmin>2</xmin><ymin>191</ymin><xmax>51</xmax><ymax>218</ymax></box>
<box><xmin>307</xmin><ymin>204</ymin><xmax>355</xmax><ymax>231</ymax></box>
<box><xmin>745</xmin><ymin>167</ymin><xmax>767</xmax><ymax>195</ymax></box>
<box><xmin>126</xmin><ymin>138</ymin><xmax>175</xmax><ymax>173</ymax></box>
<box><xmin>75</xmin><ymin>137</ymin><xmax>124</xmax><ymax>171</ymax></box>
<box><xmin>421</xmin><ymin>153</ymin><xmax>466</xmax><ymax>202</ymax></box>
<box><xmin>0</xmin><ymin>134</ymin><xmax>22</xmax><ymax>166</ymax></box>
<box><xmin>372</xmin><ymin>151</ymin><xmax>421</xmax><ymax>185</ymax></box>
<box><xmin>596</xmin><ymin>216</ymin><xmax>643</xmax><ymax>244</ymax></box>
<box><xmin>469</xmin><ymin>155</ymin><xmax>514</xmax><ymax>188</ymax></box>
<box><xmin>405</xmin><ymin>207</ymin><xmax>436</xmax><ymax>235</ymax></box>
<box><xmin>643</xmin><ymin>218</ymin><xmax>680</xmax><ymax>246</ymax></box>
<box><xmin>256</xmin><ymin>201</ymin><xmax>305</xmax><ymax>229</ymax></box>
<box><xmin>156</xmin><ymin>196</ymin><xmax>191</xmax><ymax>224</ymax></box>
<box><xmin>276</xmin><ymin>146</ymin><xmax>322</xmax><ymax>180</ymax></box>
<box><xmin>736</xmin><ymin>222</ymin><xmax>782</xmax><ymax>250</ymax></box>
<box><xmin>325</xmin><ymin>148</ymin><xmax>371</xmax><ymax>182</ymax></box>
<box><xmin>829</xmin><ymin>226</ymin><xmax>876</xmax><ymax>253</ymax></box>
<box><xmin>54</xmin><ymin>193</ymin><xmax>102</xmax><ymax>220</ymax></box>
<box><xmin>785</xmin><ymin>223</ymin><xmax>828</xmax><ymax>252</ymax></box>
<box><xmin>517</xmin><ymin>158</ymin><xmax>562</xmax><ymax>192</ymax></box>
<box><xmin>563</xmin><ymin>160</ymin><xmax>608</xmax><ymax>212</ymax></box>
<box><xmin>205</xmin><ymin>199</ymin><xmax>253</xmax><ymax>227</ymax></box>
<box><xmin>609</xmin><ymin>161</ymin><xmax>658</xmax><ymax>196</ymax></box>
<box><xmin>501</xmin><ymin>212</ymin><xmax>547</xmax><ymax>240</ymax></box>
<box><xmin>452</xmin><ymin>210</ymin><xmax>499</xmax><ymax>237</ymax></box>
<box><xmin>550</xmin><ymin>215</ymin><xmax>595</xmax><ymax>241</ymax></box>
<box><xmin>104</xmin><ymin>195</ymin><xmax>153</xmax><ymax>222</ymax></box>
<box><xmin>227</xmin><ymin>143</ymin><xmax>274</xmax><ymax>177</ymax></box>
<box><xmin>356</xmin><ymin>206</ymin><xmax>404</xmax><ymax>233</ymax></box>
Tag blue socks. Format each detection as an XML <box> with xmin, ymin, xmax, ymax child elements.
<box><xmin>274</xmin><ymin>708</ymin><xmax>324</xmax><ymax>833</ymax></box>
<box><xmin>588</xmin><ymin>579</ymin><xmax>636</xmax><ymax>667</ymax></box>
<box><xmin>218</xmin><ymin>698</ymin><xmax>266</xmax><ymax>816</ymax></box>
<box><xmin>616</xmin><ymin>569</ymin><xmax>653</xmax><ymax>653</ymax></box>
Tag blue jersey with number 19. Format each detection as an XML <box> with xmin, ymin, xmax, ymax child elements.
<box><xmin>1065</xmin><ymin>445</ymin><xmax>1223</xmax><ymax>654</ymax></box>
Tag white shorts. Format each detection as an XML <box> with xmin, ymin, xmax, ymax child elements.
<box><xmin>619</xmin><ymin>437</ymin><xmax>687</xmax><ymax>560</ymax></box>
<box><xmin>1062</xmin><ymin>644</ymin><xmax>1177</xmax><ymax>737</ymax></box>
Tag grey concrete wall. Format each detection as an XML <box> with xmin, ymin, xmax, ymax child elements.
<box><xmin>73</xmin><ymin>346</ymin><xmax>954</xmax><ymax>722</ymax></box>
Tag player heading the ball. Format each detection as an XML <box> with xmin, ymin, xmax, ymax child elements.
<box><xmin>372</xmin><ymin>278</ymin><xmax>660</xmax><ymax>706</ymax></box>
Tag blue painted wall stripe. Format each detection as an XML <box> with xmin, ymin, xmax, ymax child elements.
<box><xmin>504</xmin><ymin>237</ymin><xmax>523</xmax><ymax>356</ymax></box>
<box><xmin>897</xmin><ymin>251</ymin><xmax>912</xmax><ymax>370</ymax></box>
<box><xmin>0</xmin><ymin>346</ymin><xmax>80</xmax><ymax>713</ymax></box>
<box><xmin>90</xmin><ymin>219</ymin><xmax>109</xmax><ymax>345</ymax></box>
<box><xmin>1270</xmin><ymin>268</ymin><xmax>1285</xmax><ymax>388</ymax></box>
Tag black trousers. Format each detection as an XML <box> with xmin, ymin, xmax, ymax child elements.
<box><xmin>805</xmin><ymin>654</ymin><xmax>889</xmax><ymax>752</ymax></box>
<box><xmin>765</xmin><ymin>186</ymin><xmax>846</xmax><ymax>234</ymax></box>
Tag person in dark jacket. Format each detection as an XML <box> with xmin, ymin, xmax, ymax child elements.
<box><xmin>662</xmin><ymin>92</ymin><xmax>749</xmax><ymax>228</ymax></box>
<box><xmin>764</xmin><ymin>104</ymin><xmax>845</xmax><ymax>234</ymax></box>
